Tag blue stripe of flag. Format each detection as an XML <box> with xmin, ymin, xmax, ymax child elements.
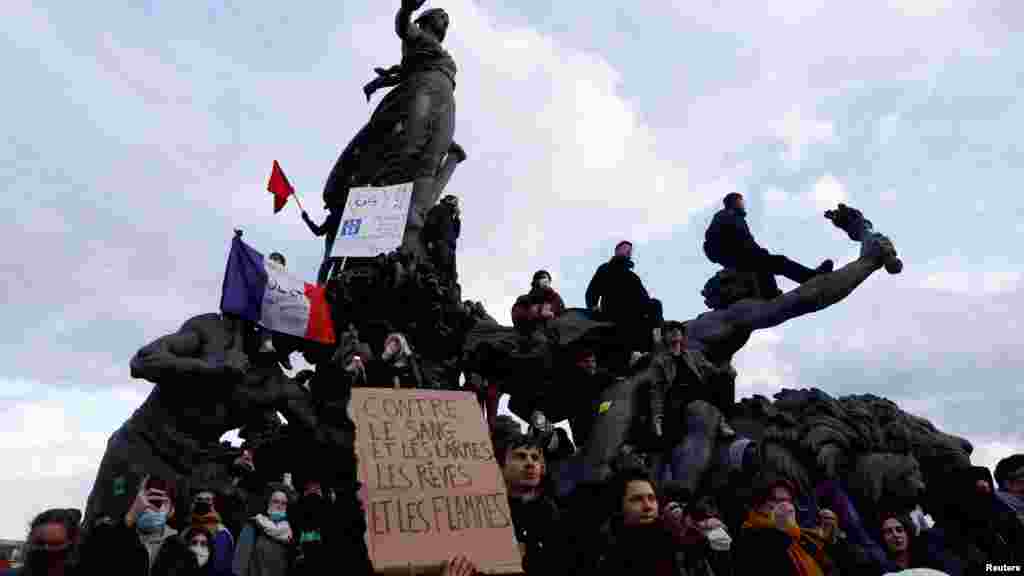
<box><xmin>220</xmin><ymin>236</ymin><xmax>268</xmax><ymax>322</ymax></box>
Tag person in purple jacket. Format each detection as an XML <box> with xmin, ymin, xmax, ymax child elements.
<box><xmin>186</xmin><ymin>489</ymin><xmax>235</xmax><ymax>576</ymax></box>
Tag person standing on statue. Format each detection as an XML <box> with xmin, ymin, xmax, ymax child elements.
<box><xmin>423</xmin><ymin>194</ymin><xmax>460</xmax><ymax>282</ymax></box>
<box><xmin>704</xmin><ymin>192</ymin><xmax>833</xmax><ymax>297</ymax></box>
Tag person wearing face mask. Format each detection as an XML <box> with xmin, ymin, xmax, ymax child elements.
<box><xmin>661</xmin><ymin>493</ymin><xmax>733</xmax><ymax>576</ymax></box>
<box><xmin>233</xmin><ymin>484</ymin><xmax>294</xmax><ymax>576</ymax></box>
<box><xmin>734</xmin><ymin>477</ymin><xmax>828</xmax><ymax>576</ymax></box>
<box><xmin>510</xmin><ymin>271</ymin><xmax>567</xmax><ymax>332</ymax></box>
<box><xmin>186</xmin><ymin>490</ymin><xmax>233</xmax><ymax>576</ymax></box>
<box><xmin>80</xmin><ymin>475</ymin><xmax>193</xmax><ymax>576</ymax></box>
<box><xmin>177</xmin><ymin>528</ymin><xmax>215</xmax><ymax>576</ymax></box>
<box><xmin>8</xmin><ymin>509</ymin><xmax>81</xmax><ymax>576</ymax></box>
<box><xmin>290</xmin><ymin>478</ymin><xmax>329</xmax><ymax>576</ymax></box>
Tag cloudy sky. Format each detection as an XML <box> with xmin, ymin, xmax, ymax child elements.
<box><xmin>3</xmin><ymin>0</ymin><xmax>1022</xmax><ymax>538</ymax></box>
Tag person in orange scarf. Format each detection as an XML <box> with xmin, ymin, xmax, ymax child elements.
<box><xmin>734</xmin><ymin>478</ymin><xmax>829</xmax><ymax>576</ymax></box>
<box><xmin>188</xmin><ymin>488</ymin><xmax>235</xmax><ymax>576</ymax></box>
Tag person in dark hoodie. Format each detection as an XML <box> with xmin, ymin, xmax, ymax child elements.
<box><xmin>423</xmin><ymin>194</ymin><xmax>461</xmax><ymax>282</ymax></box>
<box><xmin>703</xmin><ymin>193</ymin><xmax>833</xmax><ymax>298</ymax></box>
<box><xmin>585</xmin><ymin>241</ymin><xmax>663</xmax><ymax>369</ymax></box>
<box><xmin>994</xmin><ymin>453</ymin><xmax>1024</xmax><ymax>526</ymax></box>
<box><xmin>492</xmin><ymin>422</ymin><xmax>571</xmax><ymax>576</ymax></box>
<box><xmin>941</xmin><ymin>465</ymin><xmax>1023</xmax><ymax>571</ymax></box>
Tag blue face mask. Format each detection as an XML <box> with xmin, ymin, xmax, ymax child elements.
<box><xmin>269</xmin><ymin>511</ymin><xmax>287</xmax><ymax>523</ymax></box>
<box><xmin>136</xmin><ymin>510</ymin><xmax>168</xmax><ymax>533</ymax></box>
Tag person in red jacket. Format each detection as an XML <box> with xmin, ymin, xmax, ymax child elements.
<box><xmin>510</xmin><ymin>270</ymin><xmax>566</xmax><ymax>331</ymax></box>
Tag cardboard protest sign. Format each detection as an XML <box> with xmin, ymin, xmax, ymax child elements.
<box><xmin>330</xmin><ymin>182</ymin><xmax>413</xmax><ymax>258</ymax></box>
<box><xmin>350</xmin><ymin>388</ymin><xmax>523</xmax><ymax>575</ymax></box>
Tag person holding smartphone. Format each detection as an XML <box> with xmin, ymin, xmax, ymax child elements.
<box><xmin>80</xmin><ymin>475</ymin><xmax>197</xmax><ymax>576</ymax></box>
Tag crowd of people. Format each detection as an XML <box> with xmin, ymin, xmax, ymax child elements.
<box><xmin>7</xmin><ymin>191</ymin><xmax>1021</xmax><ymax>576</ymax></box>
<box><xmin>8</xmin><ymin>434</ymin><xmax>1023</xmax><ymax>576</ymax></box>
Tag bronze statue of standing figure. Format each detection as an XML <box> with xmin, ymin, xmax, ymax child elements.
<box><xmin>322</xmin><ymin>0</ymin><xmax>465</xmax><ymax>263</ymax></box>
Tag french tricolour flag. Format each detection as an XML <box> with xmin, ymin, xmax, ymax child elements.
<box><xmin>220</xmin><ymin>236</ymin><xmax>335</xmax><ymax>344</ymax></box>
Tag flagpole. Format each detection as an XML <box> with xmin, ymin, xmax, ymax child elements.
<box><xmin>291</xmin><ymin>191</ymin><xmax>305</xmax><ymax>213</ymax></box>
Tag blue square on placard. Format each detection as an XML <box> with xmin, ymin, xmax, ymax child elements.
<box><xmin>341</xmin><ymin>219</ymin><xmax>362</xmax><ymax>236</ymax></box>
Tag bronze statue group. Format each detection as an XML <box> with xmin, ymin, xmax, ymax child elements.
<box><xmin>12</xmin><ymin>2</ymin><xmax>1024</xmax><ymax>576</ymax></box>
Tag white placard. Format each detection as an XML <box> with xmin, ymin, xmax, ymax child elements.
<box><xmin>330</xmin><ymin>182</ymin><xmax>413</xmax><ymax>258</ymax></box>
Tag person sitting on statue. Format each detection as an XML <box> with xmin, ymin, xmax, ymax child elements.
<box><xmin>511</xmin><ymin>270</ymin><xmax>567</xmax><ymax>331</ymax></box>
<box><xmin>492</xmin><ymin>419</ymin><xmax>572</xmax><ymax>576</ymax></box>
<box><xmin>703</xmin><ymin>192</ymin><xmax>833</xmax><ymax>298</ymax></box>
<box><xmin>233</xmin><ymin>483</ymin><xmax>294</xmax><ymax>576</ymax></box>
<box><xmin>423</xmin><ymin>194</ymin><xmax>460</xmax><ymax>281</ymax></box>
<box><xmin>585</xmin><ymin>241</ymin><xmax>663</xmax><ymax>371</ymax></box>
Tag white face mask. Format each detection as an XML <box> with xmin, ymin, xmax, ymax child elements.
<box><xmin>190</xmin><ymin>545</ymin><xmax>210</xmax><ymax>567</ymax></box>
<box><xmin>703</xmin><ymin>526</ymin><xmax>732</xmax><ymax>551</ymax></box>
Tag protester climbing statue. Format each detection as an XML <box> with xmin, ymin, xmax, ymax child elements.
<box><xmin>81</xmin><ymin>313</ymin><xmax>341</xmax><ymax>531</ymax></box>
<box><xmin>573</xmin><ymin>204</ymin><xmax>904</xmax><ymax>495</ymax></box>
<box><xmin>321</xmin><ymin>0</ymin><xmax>465</xmax><ymax>266</ymax></box>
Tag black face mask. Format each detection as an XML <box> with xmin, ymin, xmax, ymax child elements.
<box><xmin>193</xmin><ymin>501</ymin><xmax>212</xmax><ymax>515</ymax></box>
<box><xmin>29</xmin><ymin>549</ymin><xmax>69</xmax><ymax>572</ymax></box>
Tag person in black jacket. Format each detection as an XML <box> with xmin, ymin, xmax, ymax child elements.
<box><xmin>301</xmin><ymin>204</ymin><xmax>345</xmax><ymax>285</ymax></box>
<box><xmin>423</xmin><ymin>194</ymin><xmax>460</xmax><ymax>282</ymax></box>
<box><xmin>492</xmin><ymin>424</ymin><xmax>572</xmax><ymax>576</ymax></box>
<box><xmin>703</xmin><ymin>193</ymin><xmax>833</xmax><ymax>298</ymax></box>
<box><xmin>585</xmin><ymin>241</ymin><xmax>663</xmax><ymax>370</ymax></box>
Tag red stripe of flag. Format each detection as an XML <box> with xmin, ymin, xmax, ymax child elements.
<box><xmin>303</xmin><ymin>282</ymin><xmax>336</xmax><ymax>344</ymax></box>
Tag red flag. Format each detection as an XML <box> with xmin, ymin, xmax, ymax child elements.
<box><xmin>267</xmin><ymin>160</ymin><xmax>294</xmax><ymax>214</ymax></box>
